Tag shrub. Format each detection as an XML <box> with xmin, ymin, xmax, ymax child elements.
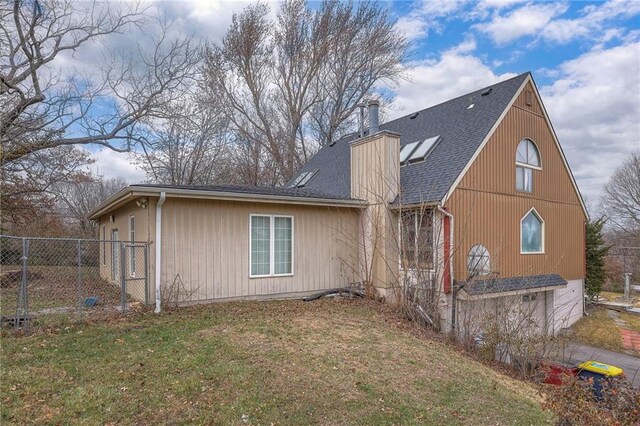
<box><xmin>543</xmin><ymin>375</ymin><xmax>640</xmax><ymax>425</ymax></box>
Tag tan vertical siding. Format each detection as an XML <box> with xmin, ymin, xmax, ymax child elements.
<box><xmin>350</xmin><ymin>133</ymin><xmax>400</xmax><ymax>202</ymax></box>
<box><xmin>448</xmin><ymin>81</ymin><xmax>586</xmax><ymax>281</ymax></box>
<box><xmin>159</xmin><ymin>199</ymin><xmax>360</xmax><ymax>302</ymax></box>
<box><xmin>98</xmin><ymin>199</ymin><xmax>154</xmax><ymax>302</ymax></box>
<box><xmin>350</xmin><ymin>132</ymin><xmax>401</xmax><ymax>289</ymax></box>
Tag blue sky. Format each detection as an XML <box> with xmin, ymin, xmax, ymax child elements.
<box><xmin>86</xmin><ymin>0</ymin><xmax>640</xmax><ymax>207</ymax></box>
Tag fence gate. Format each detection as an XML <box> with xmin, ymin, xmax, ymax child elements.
<box><xmin>0</xmin><ymin>235</ymin><xmax>149</xmax><ymax>330</ymax></box>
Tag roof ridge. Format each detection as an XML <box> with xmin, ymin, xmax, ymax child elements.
<box><xmin>382</xmin><ymin>72</ymin><xmax>530</xmax><ymax>129</ymax></box>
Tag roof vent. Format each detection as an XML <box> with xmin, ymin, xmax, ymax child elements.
<box><xmin>409</xmin><ymin>112</ymin><xmax>419</xmax><ymax>119</ymax></box>
<box><xmin>481</xmin><ymin>87</ymin><xmax>493</xmax><ymax>97</ymax></box>
<box><xmin>467</xmin><ymin>104</ymin><xmax>474</xmax><ymax>109</ymax></box>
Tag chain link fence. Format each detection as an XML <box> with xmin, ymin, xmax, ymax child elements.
<box><xmin>0</xmin><ymin>235</ymin><xmax>149</xmax><ymax>330</ymax></box>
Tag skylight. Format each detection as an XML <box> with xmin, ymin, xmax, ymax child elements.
<box><xmin>399</xmin><ymin>141</ymin><xmax>420</xmax><ymax>165</ymax></box>
<box><xmin>402</xmin><ymin>136</ymin><xmax>441</xmax><ymax>165</ymax></box>
<box><xmin>290</xmin><ymin>170</ymin><xmax>318</xmax><ymax>188</ymax></box>
<box><xmin>289</xmin><ymin>173</ymin><xmax>307</xmax><ymax>187</ymax></box>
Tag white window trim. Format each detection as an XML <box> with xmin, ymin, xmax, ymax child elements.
<box><xmin>516</xmin><ymin>138</ymin><xmax>542</xmax><ymax>169</ymax></box>
<box><xmin>520</xmin><ymin>207</ymin><xmax>545</xmax><ymax>255</ymax></box>
<box><xmin>128</xmin><ymin>215</ymin><xmax>136</xmax><ymax>277</ymax></box>
<box><xmin>249</xmin><ymin>214</ymin><xmax>295</xmax><ymax>278</ymax></box>
<box><xmin>515</xmin><ymin>162</ymin><xmax>542</xmax><ymax>171</ymax></box>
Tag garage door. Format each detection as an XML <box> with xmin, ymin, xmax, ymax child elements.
<box><xmin>554</xmin><ymin>279</ymin><xmax>584</xmax><ymax>332</ymax></box>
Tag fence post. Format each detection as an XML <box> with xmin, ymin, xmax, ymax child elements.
<box><xmin>16</xmin><ymin>238</ymin><xmax>29</xmax><ymax>330</ymax></box>
<box><xmin>144</xmin><ymin>244</ymin><xmax>149</xmax><ymax>306</ymax></box>
<box><xmin>77</xmin><ymin>239</ymin><xmax>82</xmax><ymax>310</ymax></box>
<box><xmin>120</xmin><ymin>242</ymin><xmax>127</xmax><ymax>313</ymax></box>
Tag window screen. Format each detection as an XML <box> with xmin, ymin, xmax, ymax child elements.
<box><xmin>274</xmin><ymin>217</ymin><xmax>292</xmax><ymax>274</ymax></box>
<box><xmin>251</xmin><ymin>216</ymin><xmax>271</xmax><ymax>276</ymax></box>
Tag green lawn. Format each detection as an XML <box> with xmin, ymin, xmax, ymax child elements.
<box><xmin>1</xmin><ymin>300</ymin><xmax>554</xmax><ymax>425</ymax></box>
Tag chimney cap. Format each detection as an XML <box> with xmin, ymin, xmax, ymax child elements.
<box><xmin>367</xmin><ymin>99</ymin><xmax>380</xmax><ymax>106</ymax></box>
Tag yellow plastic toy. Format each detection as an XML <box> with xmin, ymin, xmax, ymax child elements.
<box><xmin>578</xmin><ymin>361</ymin><xmax>624</xmax><ymax>377</ymax></box>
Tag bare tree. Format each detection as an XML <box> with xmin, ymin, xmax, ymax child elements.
<box><xmin>1</xmin><ymin>0</ymin><xmax>200</xmax><ymax>164</ymax></box>
<box><xmin>137</xmin><ymin>97</ymin><xmax>231</xmax><ymax>186</ymax></box>
<box><xmin>54</xmin><ymin>176</ymin><xmax>129</xmax><ymax>235</ymax></box>
<box><xmin>0</xmin><ymin>144</ymin><xmax>93</xmax><ymax>234</ymax></box>
<box><xmin>201</xmin><ymin>0</ymin><xmax>407</xmax><ymax>184</ymax></box>
<box><xmin>600</xmin><ymin>150</ymin><xmax>640</xmax><ymax>239</ymax></box>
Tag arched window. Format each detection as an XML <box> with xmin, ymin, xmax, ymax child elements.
<box><xmin>467</xmin><ymin>244</ymin><xmax>490</xmax><ymax>276</ymax></box>
<box><xmin>516</xmin><ymin>139</ymin><xmax>540</xmax><ymax>192</ymax></box>
<box><xmin>521</xmin><ymin>208</ymin><xmax>544</xmax><ymax>253</ymax></box>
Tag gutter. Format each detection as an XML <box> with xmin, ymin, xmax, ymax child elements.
<box><xmin>89</xmin><ymin>186</ymin><xmax>366</xmax><ymax>220</ymax></box>
<box><xmin>154</xmin><ymin>192</ymin><xmax>166</xmax><ymax>313</ymax></box>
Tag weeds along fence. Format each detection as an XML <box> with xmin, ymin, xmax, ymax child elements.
<box><xmin>0</xmin><ymin>235</ymin><xmax>150</xmax><ymax>330</ymax></box>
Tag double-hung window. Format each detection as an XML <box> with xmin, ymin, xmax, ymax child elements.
<box><xmin>250</xmin><ymin>215</ymin><xmax>293</xmax><ymax>277</ymax></box>
<box><xmin>400</xmin><ymin>210</ymin><xmax>434</xmax><ymax>270</ymax></box>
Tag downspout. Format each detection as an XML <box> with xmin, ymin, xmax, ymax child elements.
<box><xmin>437</xmin><ymin>205</ymin><xmax>455</xmax><ymax>331</ymax></box>
<box><xmin>583</xmin><ymin>220</ymin><xmax>587</xmax><ymax>318</ymax></box>
<box><xmin>154</xmin><ymin>192</ymin><xmax>166</xmax><ymax>313</ymax></box>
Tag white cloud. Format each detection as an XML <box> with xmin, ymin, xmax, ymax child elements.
<box><xmin>540</xmin><ymin>42</ymin><xmax>640</xmax><ymax>203</ymax></box>
<box><xmin>395</xmin><ymin>0</ymin><xmax>468</xmax><ymax>40</ymax></box>
<box><xmin>475</xmin><ymin>2</ymin><xmax>568</xmax><ymax>45</ymax></box>
<box><xmin>542</xmin><ymin>0</ymin><xmax>640</xmax><ymax>44</ymax></box>
<box><xmin>475</xmin><ymin>0</ymin><xmax>640</xmax><ymax>46</ymax></box>
<box><xmin>389</xmin><ymin>46</ymin><xmax>516</xmax><ymax>118</ymax></box>
<box><xmin>89</xmin><ymin>148</ymin><xmax>147</xmax><ymax>183</ymax></box>
<box><xmin>479</xmin><ymin>0</ymin><xmax>527</xmax><ymax>9</ymax></box>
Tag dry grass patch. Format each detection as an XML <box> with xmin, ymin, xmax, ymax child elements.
<box><xmin>572</xmin><ymin>307</ymin><xmax>640</xmax><ymax>354</ymax></box>
<box><xmin>2</xmin><ymin>299</ymin><xmax>553</xmax><ymax>425</ymax></box>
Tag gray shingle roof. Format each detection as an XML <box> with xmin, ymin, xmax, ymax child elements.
<box><xmin>129</xmin><ymin>184</ymin><xmax>359</xmax><ymax>201</ymax></box>
<box><xmin>461</xmin><ymin>274</ymin><xmax>567</xmax><ymax>296</ymax></box>
<box><xmin>289</xmin><ymin>73</ymin><xmax>530</xmax><ymax>205</ymax></box>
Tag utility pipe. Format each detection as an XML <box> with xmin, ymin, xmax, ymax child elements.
<box><xmin>154</xmin><ymin>192</ymin><xmax>166</xmax><ymax>313</ymax></box>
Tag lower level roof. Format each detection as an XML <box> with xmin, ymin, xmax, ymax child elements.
<box><xmin>459</xmin><ymin>274</ymin><xmax>567</xmax><ymax>298</ymax></box>
<box><xmin>89</xmin><ymin>183</ymin><xmax>366</xmax><ymax>220</ymax></box>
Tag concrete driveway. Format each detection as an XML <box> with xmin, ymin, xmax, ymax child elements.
<box><xmin>554</xmin><ymin>341</ymin><xmax>640</xmax><ymax>387</ymax></box>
